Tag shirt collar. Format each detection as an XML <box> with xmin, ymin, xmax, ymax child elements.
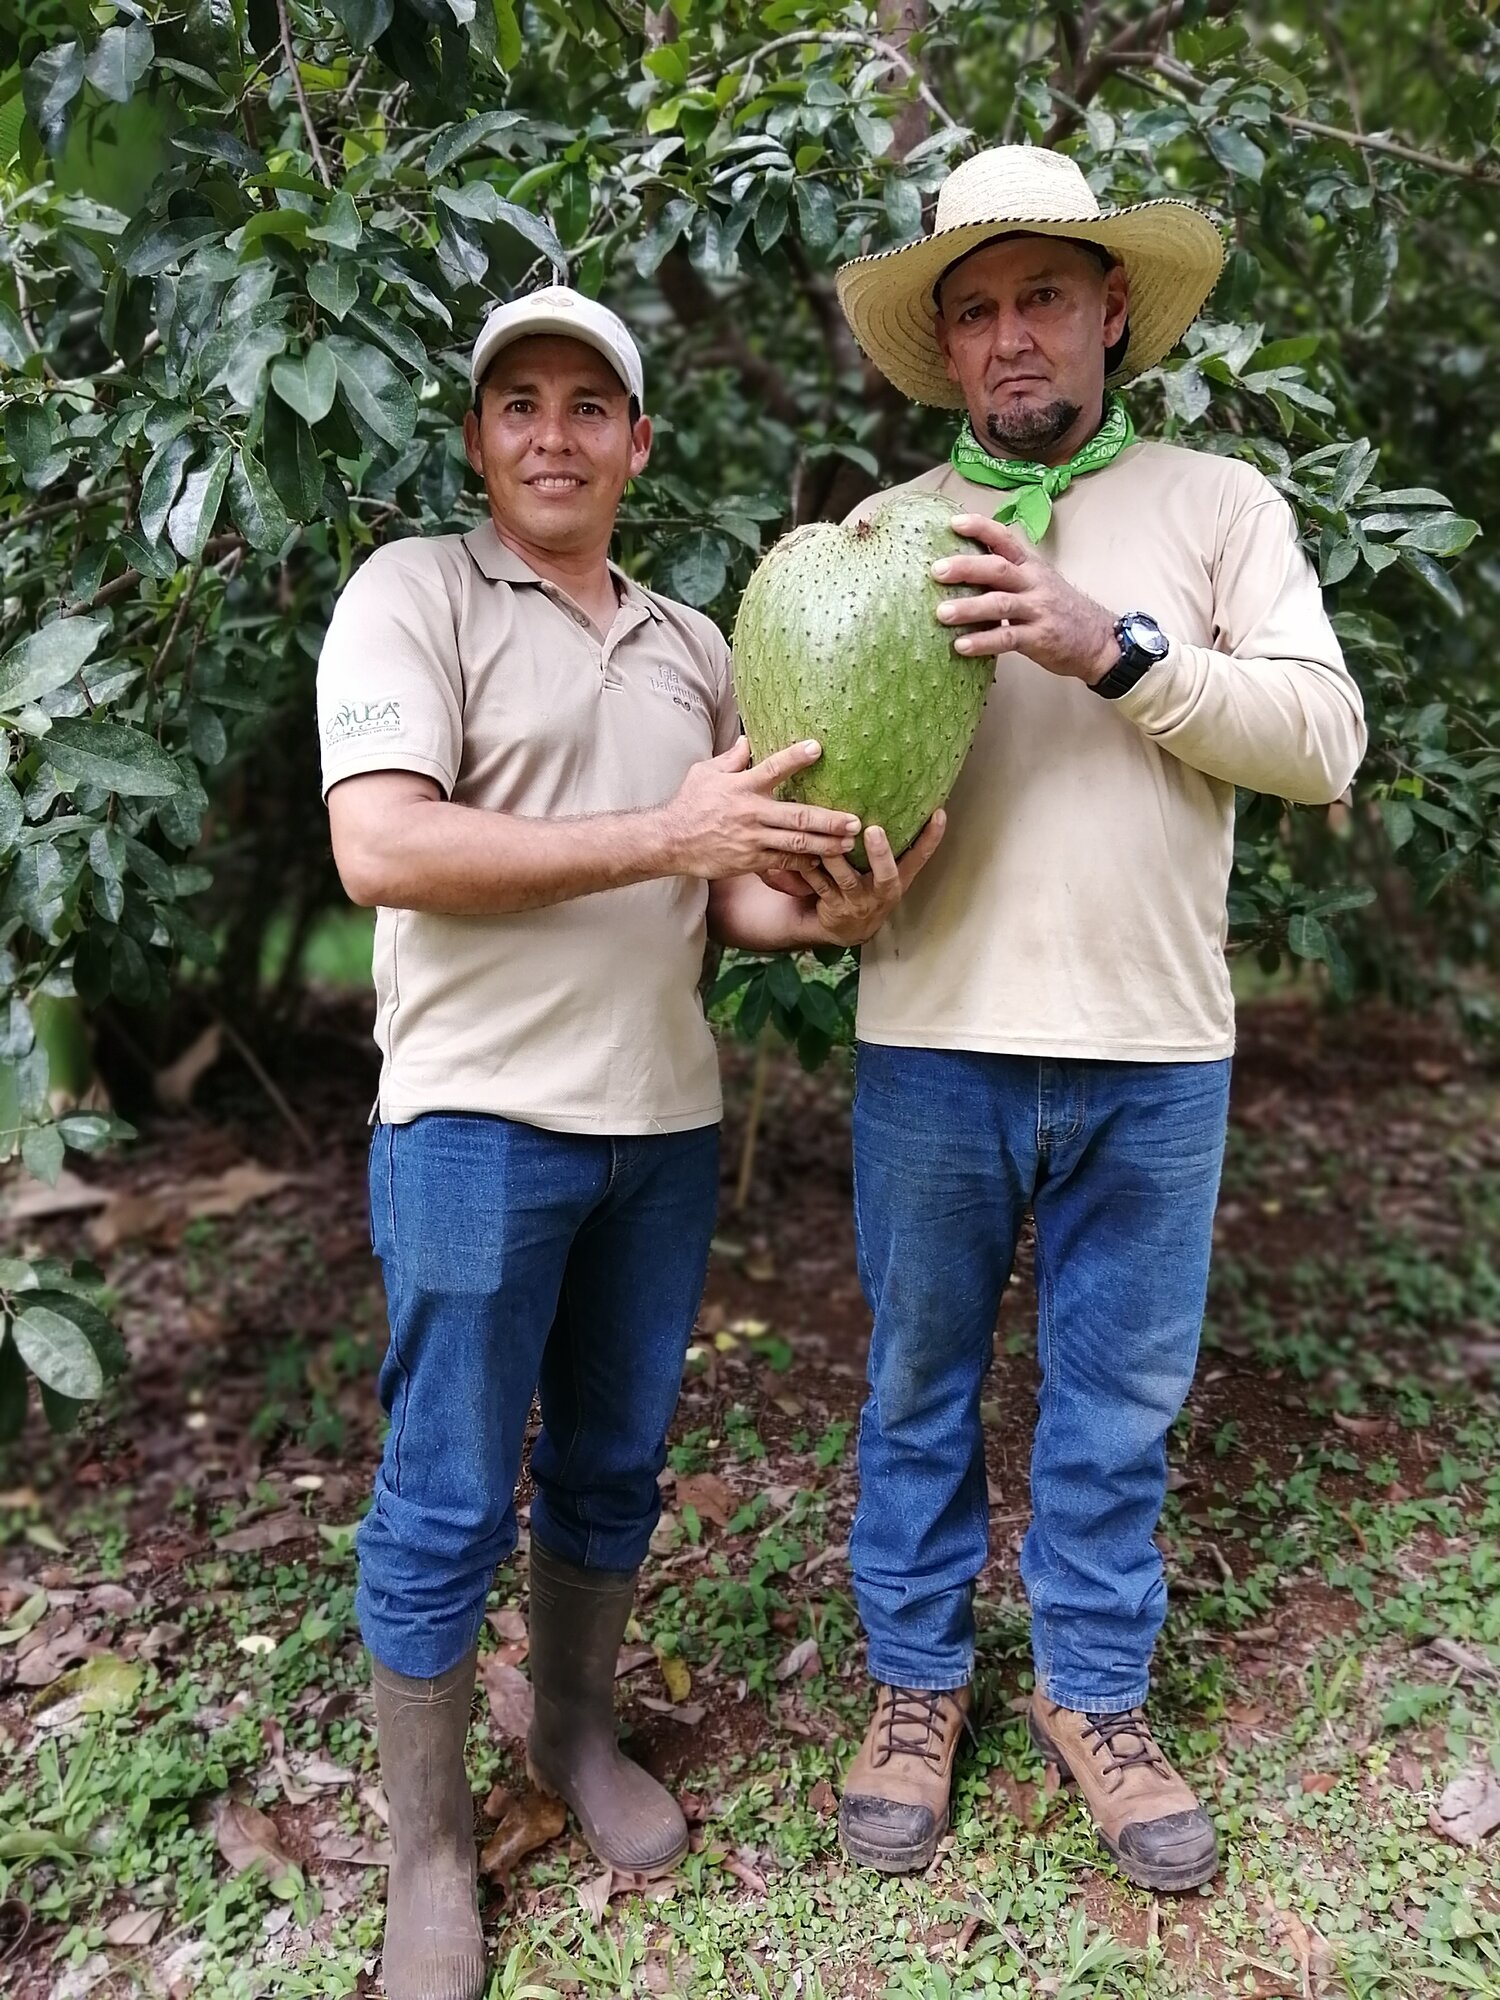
<box><xmin>462</xmin><ymin>519</ymin><xmax>662</xmax><ymax>622</ymax></box>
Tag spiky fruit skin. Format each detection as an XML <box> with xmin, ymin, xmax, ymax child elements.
<box><xmin>732</xmin><ymin>495</ymin><xmax>993</xmax><ymax>867</ymax></box>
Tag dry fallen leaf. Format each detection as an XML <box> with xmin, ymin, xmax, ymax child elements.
<box><xmin>481</xmin><ymin>1657</ymin><xmax>534</xmax><ymax>1739</ymax></box>
<box><xmin>316</xmin><ymin>1832</ymin><xmax>392</xmax><ymax>1867</ymax></box>
<box><xmin>16</xmin><ymin>1622</ymin><xmax>93</xmax><ymax>1689</ymax></box>
<box><xmin>0</xmin><ymin>1169</ymin><xmax>111</xmax><ymax>1222</ymax></box>
<box><xmin>1330</xmin><ymin>1412</ymin><xmax>1390</xmax><ymax>1438</ymax></box>
<box><xmin>488</xmin><ymin>1606</ymin><xmax>528</xmax><ymax>1645</ymax></box>
<box><xmin>577</xmin><ymin>1867</ymin><xmax>614</xmax><ymax>1922</ymax></box>
<box><xmin>103</xmin><ymin>1908</ymin><xmax>164</xmax><ymax>1948</ymax></box>
<box><xmin>1389</xmin><ymin>1753</ymin><xmax>1426</xmax><ymax>1794</ymax></box>
<box><xmin>674</xmin><ymin>1473</ymin><xmax>735</xmax><ymax>1528</ymax></box>
<box><xmin>1300</xmin><ymin>1770</ymin><xmax>1339</xmax><ymax>1795</ymax></box>
<box><xmin>773</xmin><ymin>1637</ymin><xmax>821</xmax><ymax>1682</ymax></box>
<box><xmin>478</xmin><ymin>1790</ymin><xmax>565</xmax><ymax>1883</ymax></box>
<box><xmin>724</xmin><ymin>1853</ymin><xmax>768</xmax><ymax>1897</ymax></box>
<box><xmin>216</xmin><ymin>1511</ymin><xmax>314</xmax><ymax>1555</ymax></box>
<box><xmin>615</xmin><ymin>1644</ymin><xmax>656</xmax><ymax>1679</ymax></box>
<box><xmin>638</xmin><ymin>1696</ymin><xmax>706</xmax><ymax>1725</ymax></box>
<box><xmin>1431</xmin><ymin>1767</ymin><xmax>1500</xmax><ymax>1849</ymax></box>
<box><xmin>808</xmin><ymin>1779</ymin><xmax>837</xmax><ymax>1817</ymax></box>
<box><xmin>212</xmin><ymin>1796</ymin><xmax>294</xmax><ymax>1877</ymax></box>
<box><xmin>87</xmin><ymin>1163</ymin><xmax>296</xmax><ymax>1251</ymax></box>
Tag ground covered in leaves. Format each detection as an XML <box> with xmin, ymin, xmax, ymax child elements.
<box><xmin>2</xmin><ymin>993</ymin><xmax>1499</xmax><ymax>2000</ymax></box>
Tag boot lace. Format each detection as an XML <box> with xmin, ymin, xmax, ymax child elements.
<box><xmin>876</xmin><ymin>1687</ymin><xmax>963</xmax><ymax>1770</ymax></box>
<box><xmin>1081</xmin><ymin>1708</ymin><xmax>1170</xmax><ymax>1787</ymax></box>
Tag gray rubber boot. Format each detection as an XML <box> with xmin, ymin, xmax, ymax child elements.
<box><xmin>372</xmin><ymin>1648</ymin><xmax>486</xmax><ymax>2000</ymax></box>
<box><xmin>525</xmin><ymin>1543</ymin><xmax>688</xmax><ymax>1875</ymax></box>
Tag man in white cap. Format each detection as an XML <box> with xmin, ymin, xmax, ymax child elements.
<box><xmin>316</xmin><ymin>286</ymin><xmax>943</xmax><ymax>1999</ymax></box>
<box><xmin>805</xmin><ymin>148</ymin><xmax>1367</xmax><ymax>1889</ymax></box>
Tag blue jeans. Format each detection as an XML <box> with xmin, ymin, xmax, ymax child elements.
<box><xmin>850</xmin><ymin>1043</ymin><xmax>1230</xmax><ymax>1711</ymax></box>
<box><xmin>356</xmin><ymin>1113</ymin><xmax>719</xmax><ymax>1679</ymax></box>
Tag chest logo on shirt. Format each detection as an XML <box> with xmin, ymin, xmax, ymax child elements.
<box><xmin>324</xmin><ymin>698</ymin><xmax>403</xmax><ymax>747</ymax></box>
<box><xmin>647</xmin><ymin>663</ymin><xmax>700</xmax><ymax>717</ymax></box>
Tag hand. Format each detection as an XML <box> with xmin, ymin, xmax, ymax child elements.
<box><xmin>798</xmin><ymin>813</ymin><xmax>947</xmax><ymax>945</ymax></box>
<box><xmin>662</xmin><ymin>737</ymin><xmax>862</xmax><ymax>881</ymax></box>
<box><xmin>931</xmin><ymin>514</ymin><xmax>1120</xmax><ymax>683</ymax></box>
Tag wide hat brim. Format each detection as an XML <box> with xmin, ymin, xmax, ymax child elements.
<box><xmin>836</xmin><ymin>203</ymin><xmax>1226</xmax><ymax>407</ymax></box>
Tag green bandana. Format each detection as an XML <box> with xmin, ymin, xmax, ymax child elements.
<box><xmin>949</xmin><ymin>394</ymin><xmax>1135</xmax><ymax>544</ymax></box>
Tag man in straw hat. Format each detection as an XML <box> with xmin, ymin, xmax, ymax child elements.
<box><xmin>816</xmin><ymin>146</ymin><xmax>1367</xmax><ymax>1889</ymax></box>
<box><xmin>317</xmin><ymin>286</ymin><xmax>943</xmax><ymax>1999</ymax></box>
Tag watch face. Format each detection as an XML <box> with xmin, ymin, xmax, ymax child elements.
<box><xmin>1122</xmin><ymin>613</ymin><xmax>1168</xmax><ymax>659</ymax></box>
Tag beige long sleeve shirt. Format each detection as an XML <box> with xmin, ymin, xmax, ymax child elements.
<box><xmin>847</xmin><ymin>440</ymin><xmax>1367</xmax><ymax>1062</ymax></box>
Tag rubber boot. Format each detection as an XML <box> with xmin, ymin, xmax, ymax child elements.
<box><xmin>525</xmin><ymin>1542</ymin><xmax>688</xmax><ymax>1875</ymax></box>
<box><xmin>372</xmin><ymin>1648</ymin><xmax>487</xmax><ymax>2000</ymax></box>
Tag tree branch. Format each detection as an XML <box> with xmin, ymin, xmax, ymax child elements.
<box><xmin>655</xmin><ymin>248</ymin><xmax>803</xmax><ymax>427</ymax></box>
<box><xmin>1107</xmin><ymin>50</ymin><xmax>1500</xmax><ymax>186</ymax></box>
<box><xmin>718</xmin><ymin>29</ymin><xmax>962</xmax><ymax>133</ymax></box>
<box><xmin>276</xmin><ymin>0</ymin><xmax>332</xmax><ymax>189</ymax></box>
<box><xmin>1044</xmin><ymin>0</ymin><xmax>1237</xmax><ymax>142</ymax></box>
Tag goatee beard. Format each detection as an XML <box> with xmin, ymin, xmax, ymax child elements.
<box><xmin>984</xmin><ymin>398</ymin><xmax>1080</xmax><ymax>457</ymax></box>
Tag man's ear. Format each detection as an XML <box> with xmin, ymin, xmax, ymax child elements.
<box><xmin>1103</xmin><ymin>264</ymin><xmax>1130</xmax><ymax>350</ymax></box>
<box><xmin>462</xmin><ymin>407</ymin><xmax>484</xmax><ymax>477</ymax></box>
<box><xmin>628</xmin><ymin>412</ymin><xmax>653</xmax><ymax>480</ymax></box>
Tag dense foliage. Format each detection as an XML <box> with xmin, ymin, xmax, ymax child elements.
<box><xmin>0</xmin><ymin>0</ymin><xmax>1496</xmax><ymax>1426</ymax></box>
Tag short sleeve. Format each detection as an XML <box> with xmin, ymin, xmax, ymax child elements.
<box><xmin>316</xmin><ymin>545</ymin><xmax>464</xmax><ymax>800</ymax></box>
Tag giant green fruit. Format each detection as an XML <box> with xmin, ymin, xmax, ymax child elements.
<box><xmin>732</xmin><ymin>495</ymin><xmax>993</xmax><ymax>865</ymax></box>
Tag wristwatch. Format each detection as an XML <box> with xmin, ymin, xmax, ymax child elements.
<box><xmin>1090</xmin><ymin>610</ymin><xmax>1170</xmax><ymax>700</ymax></box>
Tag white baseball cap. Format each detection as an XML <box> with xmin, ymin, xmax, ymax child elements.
<box><xmin>469</xmin><ymin>286</ymin><xmax>645</xmax><ymax>407</ymax></box>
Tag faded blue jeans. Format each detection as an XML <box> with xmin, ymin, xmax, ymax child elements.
<box><xmin>356</xmin><ymin>1113</ymin><xmax>719</xmax><ymax>1679</ymax></box>
<box><xmin>850</xmin><ymin>1043</ymin><xmax>1230</xmax><ymax>1712</ymax></box>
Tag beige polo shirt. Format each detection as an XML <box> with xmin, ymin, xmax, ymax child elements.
<box><xmin>316</xmin><ymin>522</ymin><xmax>739</xmax><ymax>1133</ymax></box>
<box><xmin>847</xmin><ymin>441</ymin><xmax>1367</xmax><ymax>1062</ymax></box>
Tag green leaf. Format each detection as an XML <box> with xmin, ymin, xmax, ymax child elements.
<box><xmin>798</xmin><ymin>980</ymin><xmax>844</xmax><ymax>1036</ymax></box>
<box><xmin>167</xmin><ymin>447</ymin><xmax>232</xmax><ymax>561</ymax></box>
<box><xmin>327</xmin><ymin>335</ymin><xmax>418</xmax><ymax>449</ymax></box>
<box><xmin>0</xmin><ymin>617</ymin><xmax>108</xmax><ymax>710</ymax></box>
<box><xmin>493</xmin><ymin>0</ymin><xmax>523</xmax><ymax>67</ymax></box>
<box><xmin>0</xmin><ymin>303</ymin><xmax>30</xmax><ymax>369</ymax></box>
<box><xmin>139</xmin><ymin>434</ymin><xmax>196</xmax><ymax>547</ymax></box>
<box><xmin>122</xmin><ymin>218</ymin><xmax>222</xmax><ymax>278</ymax></box>
<box><xmin>1206</xmin><ymin>124</ymin><xmax>1266</xmax><ymax>182</ymax></box>
<box><xmin>227</xmin><ymin>451</ymin><xmax>291</xmax><ymax>552</ymax></box>
<box><xmin>657</xmin><ymin>532</ymin><xmax>727</xmax><ymax>607</ymax></box>
<box><xmin>635</xmin><ymin>198</ymin><xmax>695</xmax><ymax>279</ymax></box>
<box><xmin>883</xmin><ymin>177</ymin><xmax>923</xmax><ymax>245</ymax></box>
<box><xmin>1380</xmin><ymin>798</ymin><xmax>1415</xmax><ymax>851</ymax></box>
<box><xmin>309</xmin><ymin>190</ymin><xmax>362</xmax><ymax>250</ymax></box>
<box><xmin>328</xmin><ymin>0</ymin><xmax>394</xmax><ymax>49</ymax></box>
<box><xmin>1287</xmin><ymin>911</ymin><xmax>1329</xmax><ymax>962</ymax></box>
<box><xmin>1396</xmin><ymin>515</ymin><xmax>1480</xmax><ymax>559</ymax></box>
<box><xmin>43</xmin><ymin>719</ymin><xmax>186</xmax><ymax>799</ymax></box>
<box><xmin>20</xmin><ymin>1126</ymin><xmax>65</xmax><ymax>1187</ymax></box>
<box><xmin>272</xmin><ymin>344</ymin><xmax>338</xmax><ymax>425</ymax></box>
<box><xmin>172</xmin><ymin>127</ymin><xmax>266</xmax><ymax>173</ymax></box>
<box><xmin>436</xmin><ymin>183</ymin><xmax>567</xmax><ymax>271</ymax></box>
<box><xmin>0</xmin><ymin>776</ymin><xmax>22</xmax><ymax>857</ymax></box>
<box><xmin>307</xmin><ymin>259</ymin><xmax>359</xmax><ymax>320</ymax></box>
<box><xmin>220</xmin><ymin>323</ymin><xmax>289</xmax><ymax>411</ymax></box>
<box><xmin>12</xmin><ymin>1303</ymin><xmax>104</xmax><ymax>1400</ymax></box>
<box><xmin>427</xmin><ymin>110</ymin><xmax>528</xmax><ymax>177</ymax></box>
<box><xmin>794</xmin><ymin>180</ymin><xmax>837</xmax><ymax>254</ymax></box>
<box><xmin>84</xmin><ymin>23</ymin><xmax>154</xmax><ymax>105</ymax></box>
<box><xmin>1403</xmin><ymin>549</ymin><xmax>1464</xmax><ymax>619</ymax></box>
<box><xmin>22</xmin><ymin>43</ymin><xmax>84</xmax><ymax>153</ymax></box>
<box><xmin>263</xmin><ymin>398</ymin><xmax>323</xmax><ymax>521</ymax></box>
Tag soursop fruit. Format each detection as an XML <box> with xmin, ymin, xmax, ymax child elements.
<box><xmin>732</xmin><ymin>494</ymin><xmax>993</xmax><ymax>865</ymax></box>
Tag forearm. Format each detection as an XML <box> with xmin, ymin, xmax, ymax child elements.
<box><xmin>1114</xmin><ymin>641</ymin><xmax>1368</xmax><ymax>804</ymax></box>
<box><xmin>336</xmin><ymin>792</ymin><xmax>681</xmax><ymax>915</ymax></box>
<box><xmin>708</xmin><ymin>874</ymin><xmax>822</xmax><ymax>951</ymax></box>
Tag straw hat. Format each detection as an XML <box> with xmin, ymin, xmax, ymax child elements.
<box><xmin>836</xmin><ymin>145</ymin><xmax>1225</xmax><ymax>407</ymax></box>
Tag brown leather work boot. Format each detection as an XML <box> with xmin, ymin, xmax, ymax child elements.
<box><xmin>838</xmin><ymin>1684</ymin><xmax>973</xmax><ymax>1873</ymax></box>
<box><xmin>1029</xmin><ymin>1696</ymin><xmax>1219</xmax><ymax>1891</ymax></box>
<box><xmin>372</xmin><ymin>1648</ymin><xmax>486</xmax><ymax>2000</ymax></box>
<box><xmin>525</xmin><ymin>1543</ymin><xmax>688</xmax><ymax>1876</ymax></box>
